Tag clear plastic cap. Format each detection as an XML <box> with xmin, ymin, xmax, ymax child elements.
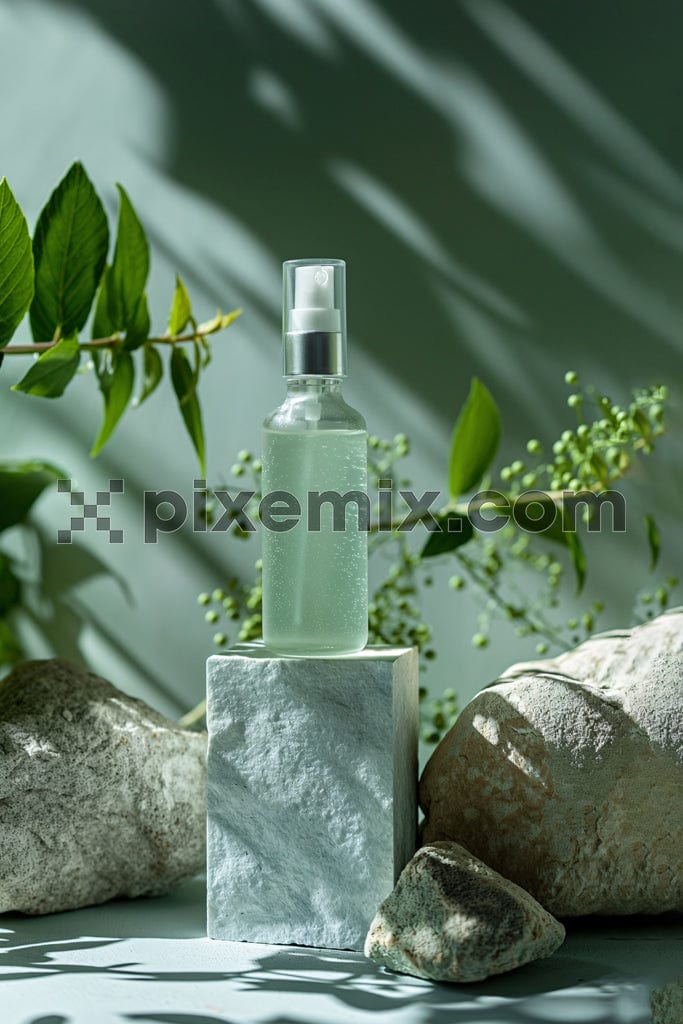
<box><xmin>282</xmin><ymin>258</ymin><xmax>347</xmax><ymax>376</ymax></box>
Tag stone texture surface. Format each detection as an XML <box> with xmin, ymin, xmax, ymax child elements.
<box><xmin>0</xmin><ymin>658</ymin><xmax>207</xmax><ymax>915</ymax></box>
<box><xmin>207</xmin><ymin>643</ymin><xmax>418</xmax><ymax>950</ymax></box>
<box><xmin>365</xmin><ymin>841</ymin><xmax>565</xmax><ymax>982</ymax></box>
<box><xmin>651</xmin><ymin>976</ymin><xmax>683</xmax><ymax>1024</ymax></box>
<box><xmin>420</xmin><ymin>609</ymin><xmax>683</xmax><ymax>916</ymax></box>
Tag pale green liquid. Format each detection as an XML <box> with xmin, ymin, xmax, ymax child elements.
<box><xmin>261</xmin><ymin>428</ymin><xmax>368</xmax><ymax>655</ymax></box>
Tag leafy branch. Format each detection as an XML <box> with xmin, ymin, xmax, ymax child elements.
<box><xmin>0</xmin><ymin>162</ymin><xmax>241</xmax><ymax>472</ymax></box>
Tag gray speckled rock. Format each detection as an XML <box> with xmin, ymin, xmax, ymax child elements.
<box><xmin>365</xmin><ymin>841</ymin><xmax>564</xmax><ymax>982</ymax></box>
<box><xmin>420</xmin><ymin>609</ymin><xmax>683</xmax><ymax>916</ymax></box>
<box><xmin>0</xmin><ymin>658</ymin><xmax>206</xmax><ymax>915</ymax></box>
<box><xmin>651</xmin><ymin>976</ymin><xmax>683</xmax><ymax>1024</ymax></box>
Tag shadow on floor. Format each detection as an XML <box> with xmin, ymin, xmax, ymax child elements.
<box><xmin>5</xmin><ymin>886</ymin><xmax>676</xmax><ymax>1024</ymax></box>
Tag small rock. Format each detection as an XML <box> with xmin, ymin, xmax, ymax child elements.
<box><xmin>0</xmin><ymin>658</ymin><xmax>206</xmax><ymax>914</ymax></box>
<box><xmin>420</xmin><ymin>610</ymin><xmax>683</xmax><ymax>916</ymax></box>
<box><xmin>365</xmin><ymin>841</ymin><xmax>565</xmax><ymax>982</ymax></box>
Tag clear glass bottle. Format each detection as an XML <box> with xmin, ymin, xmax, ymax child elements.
<box><xmin>261</xmin><ymin>259</ymin><xmax>368</xmax><ymax>655</ymax></box>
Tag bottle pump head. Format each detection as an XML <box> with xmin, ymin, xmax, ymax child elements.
<box><xmin>283</xmin><ymin>258</ymin><xmax>347</xmax><ymax>376</ymax></box>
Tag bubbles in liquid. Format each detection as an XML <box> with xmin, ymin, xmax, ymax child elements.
<box><xmin>261</xmin><ymin>428</ymin><xmax>368</xmax><ymax>654</ymax></box>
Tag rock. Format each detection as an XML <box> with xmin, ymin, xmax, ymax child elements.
<box><xmin>0</xmin><ymin>658</ymin><xmax>206</xmax><ymax>914</ymax></box>
<box><xmin>651</xmin><ymin>977</ymin><xmax>683</xmax><ymax>1024</ymax></box>
<box><xmin>365</xmin><ymin>841</ymin><xmax>565</xmax><ymax>982</ymax></box>
<box><xmin>420</xmin><ymin>609</ymin><xmax>683</xmax><ymax>916</ymax></box>
<box><xmin>206</xmin><ymin>643</ymin><xmax>419</xmax><ymax>950</ymax></box>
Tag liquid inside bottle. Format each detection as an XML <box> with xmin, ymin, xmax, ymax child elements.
<box><xmin>262</xmin><ymin>422</ymin><xmax>368</xmax><ymax>655</ymax></box>
<box><xmin>260</xmin><ymin>258</ymin><xmax>368</xmax><ymax>656</ymax></box>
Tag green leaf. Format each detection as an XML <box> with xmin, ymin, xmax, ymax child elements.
<box><xmin>12</xmin><ymin>333</ymin><xmax>80</xmax><ymax>397</ymax></box>
<box><xmin>111</xmin><ymin>184</ymin><xmax>149</xmax><ymax>331</ymax></box>
<box><xmin>196</xmin><ymin>309</ymin><xmax>223</xmax><ymax>335</ymax></box>
<box><xmin>0</xmin><ymin>178</ymin><xmax>34</xmax><ymax>346</ymax></box>
<box><xmin>531</xmin><ymin>499</ymin><xmax>586</xmax><ymax>591</ymax></box>
<box><xmin>217</xmin><ymin>309</ymin><xmax>241</xmax><ymax>330</ymax></box>
<box><xmin>196</xmin><ymin>307</ymin><xmax>242</xmax><ymax>335</ymax></box>
<box><xmin>91</xmin><ymin>348</ymin><xmax>134</xmax><ymax>457</ymax></box>
<box><xmin>195</xmin><ymin>307</ymin><xmax>240</xmax><ymax>366</ymax></box>
<box><xmin>644</xmin><ymin>514</ymin><xmax>660</xmax><ymax>570</ymax></box>
<box><xmin>448</xmin><ymin>378</ymin><xmax>501</xmax><ymax>498</ymax></box>
<box><xmin>198</xmin><ymin>334</ymin><xmax>212</xmax><ymax>368</ymax></box>
<box><xmin>0</xmin><ymin>618</ymin><xmax>22</xmax><ymax>667</ymax></box>
<box><xmin>168</xmin><ymin>275</ymin><xmax>192</xmax><ymax>335</ymax></box>
<box><xmin>566</xmin><ymin>528</ymin><xmax>586</xmax><ymax>594</ymax></box>
<box><xmin>91</xmin><ymin>264</ymin><xmax>118</xmax><ymax>338</ymax></box>
<box><xmin>0</xmin><ymin>459</ymin><xmax>63</xmax><ymax>532</ymax></box>
<box><xmin>421</xmin><ymin>511</ymin><xmax>474</xmax><ymax>558</ymax></box>
<box><xmin>191</xmin><ymin>339</ymin><xmax>201</xmax><ymax>388</ymax></box>
<box><xmin>136</xmin><ymin>343</ymin><xmax>163</xmax><ymax>406</ymax></box>
<box><xmin>0</xmin><ymin>552</ymin><xmax>20</xmax><ymax>614</ymax></box>
<box><xmin>29</xmin><ymin>162</ymin><xmax>108</xmax><ymax>343</ymax></box>
<box><xmin>91</xmin><ymin>187</ymin><xmax>150</xmax><ymax>344</ymax></box>
<box><xmin>533</xmin><ymin>500</ymin><xmax>567</xmax><ymax>545</ymax></box>
<box><xmin>170</xmin><ymin>346</ymin><xmax>205</xmax><ymax>473</ymax></box>
<box><xmin>124</xmin><ymin>291</ymin><xmax>150</xmax><ymax>351</ymax></box>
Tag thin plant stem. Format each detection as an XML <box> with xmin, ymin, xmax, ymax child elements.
<box><xmin>0</xmin><ymin>328</ymin><xmax>225</xmax><ymax>356</ymax></box>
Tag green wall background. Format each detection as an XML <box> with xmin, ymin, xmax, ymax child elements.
<box><xmin>1</xmin><ymin>0</ymin><xmax>681</xmax><ymax>723</ymax></box>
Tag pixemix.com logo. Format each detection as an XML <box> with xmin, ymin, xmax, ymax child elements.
<box><xmin>55</xmin><ymin>478</ymin><xmax>626</xmax><ymax>544</ymax></box>
<box><xmin>57</xmin><ymin>478</ymin><xmax>125</xmax><ymax>544</ymax></box>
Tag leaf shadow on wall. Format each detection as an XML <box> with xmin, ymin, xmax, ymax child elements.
<box><xmin>58</xmin><ymin>0</ymin><xmax>683</xmax><ymax>430</ymax></box>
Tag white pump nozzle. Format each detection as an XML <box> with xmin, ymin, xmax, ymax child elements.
<box><xmin>288</xmin><ymin>263</ymin><xmax>341</xmax><ymax>333</ymax></box>
<box><xmin>282</xmin><ymin>257</ymin><xmax>347</xmax><ymax>375</ymax></box>
<box><xmin>296</xmin><ymin>265</ymin><xmax>333</xmax><ymax>309</ymax></box>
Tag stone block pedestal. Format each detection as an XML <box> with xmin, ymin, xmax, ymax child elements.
<box><xmin>206</xmin><ymin>643</ymin><xmax>418</xmax><ymax>950</ymax></box>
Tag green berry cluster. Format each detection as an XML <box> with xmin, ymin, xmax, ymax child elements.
<box><xmin>229</xmin><ymin>448</ymin><xmax>263</xmax><ymax>480</ymax></box>
<box><xmin>368</xmin><ymin>547</ymin><xmax>434</xmax><ymax>654</ymax></box>
<box><xmin>451</xmin><ymin>376</ymin><xmax>671</xmax><ymax>655</ymax></box>
<box><xmin>367</xmin><ymin>432</ymin><xmax>411</xmax><ymax>479</ymax></box>
<box><xmin>367</xmin><ymin>433</ymin><xmax>440</xmax><ymax>741</ymax></box>
<box><xmin>421</xmin><ymin>688</ymin><xmax>458</xmax><ymax>745</ymax></box>
<box><xmin>500</xmin><ymin>375</ymin><xmax>667</xmax><ymax>498</ymax></box>
<box><xmin>197</xmin><ymin>562</ymin><xmax>263</xmax><ymax>649</ymax></box>
<box><xmin>635</xmin><ymin>576</ymin><xmax>679</xmax><ymax>620</ymax></box>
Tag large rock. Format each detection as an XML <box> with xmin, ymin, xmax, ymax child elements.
<box><xmin>420</xmin><ymin>610</ymin><xmax>683</xmax><ymax>916</ymax></box>
<box><xmin>0</xmin><ymin>658</ymin><xmax>206</xmax><ymax>914</ymax></box>
<box><xmin>651</xmin><ymin>977</ymin><xmax>683</xmax><ymax>1024</ymax></box>
<box><xmin>365</xmin><ymin>841</ymin><xmax>565</xmax><ymax>982</ymax></box>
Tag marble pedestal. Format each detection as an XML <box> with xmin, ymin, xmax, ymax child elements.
<box><xmin>206</xmin><ymin>643</ymin><xmax>418</xmax><ymax>950</ymax></box>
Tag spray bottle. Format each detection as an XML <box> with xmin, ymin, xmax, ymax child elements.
<box><xmin>261</xmin><ymin>259</ymin><xmax>368</xmax><ymax>655</ymax></box>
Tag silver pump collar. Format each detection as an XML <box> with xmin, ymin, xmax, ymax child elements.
<box><xmin>283</xmin><ymin>331</ymin><xmax>345</xmax><ymax>377</ymax></box>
